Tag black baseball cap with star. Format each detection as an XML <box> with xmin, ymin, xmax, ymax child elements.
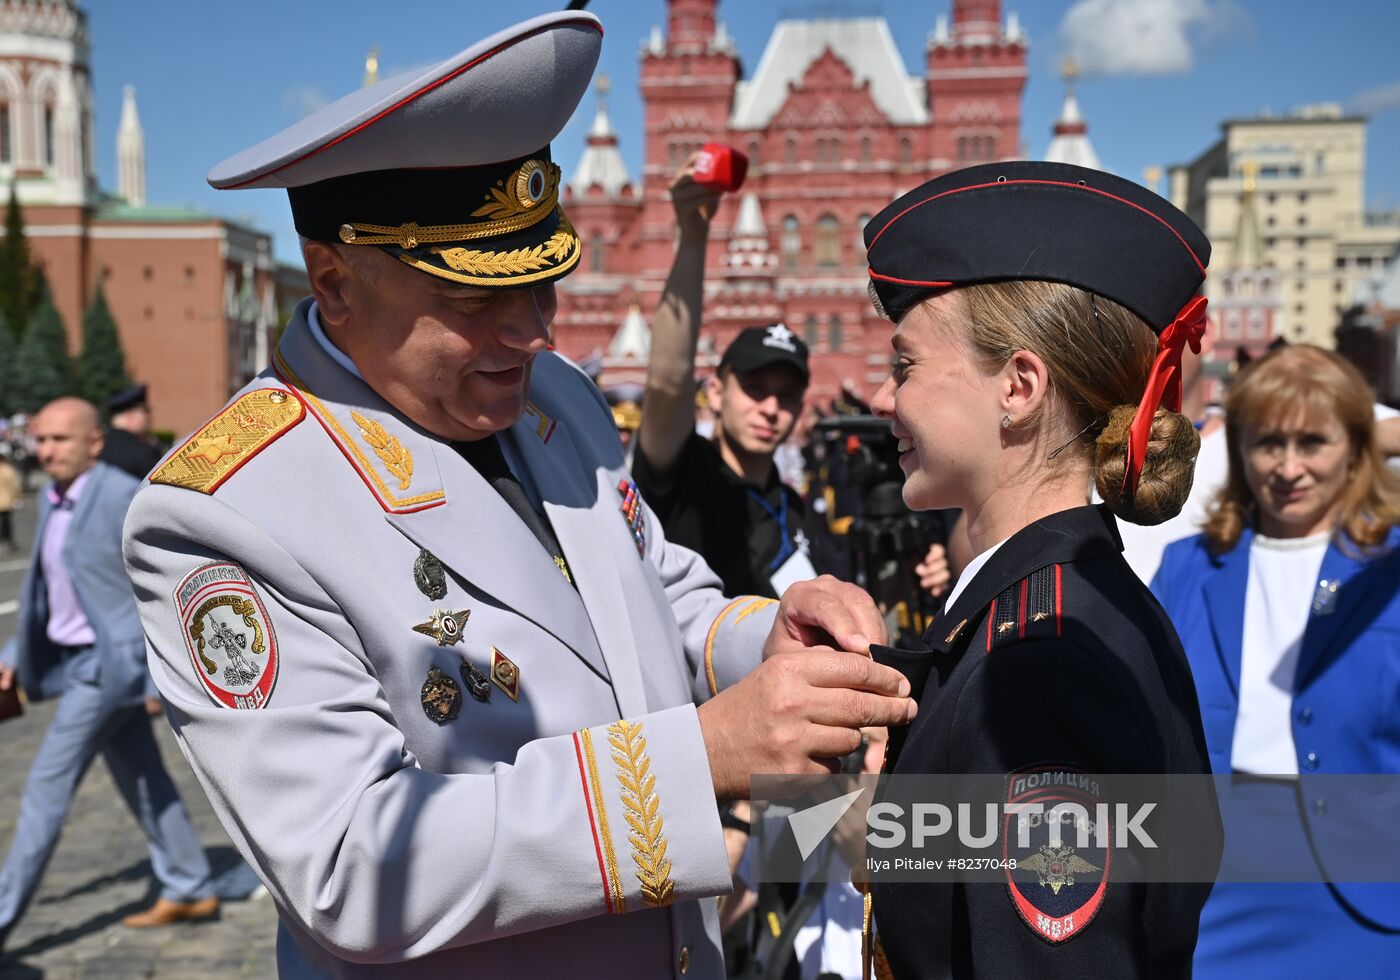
<box><xmin>719</xmin><ymin>324</ymin><xmax>810</xmax><ymax>384</ymax></box>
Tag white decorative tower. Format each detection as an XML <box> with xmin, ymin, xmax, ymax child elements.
<box><xmin>116</xmin><ymin>84</ymin><xmax>144</xmax><ymax>206</ymax></box>
<box><xmin>571</xmin><ymin>75</ymin><xmax>632</xmax><ymax>196</ymax></box>
<box><xmin>1044</xmin><ymin>59</ymin><xmax>1101</xmax><ymax>170</ymax></box>
<box><xmin>0</xmin><ymin>0</ymin><xmax>97</xmax><ymax>205</ymax></box>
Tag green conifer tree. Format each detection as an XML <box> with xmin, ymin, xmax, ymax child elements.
<box><xmin>0</xmin><ymin>184</ymin><xmax>40</xmax><ymax>341</ymax></box>
<box><xmin>12</xmin><ymin>285</ymin><xmax>74</xmax><ymax>413</ymax></box>
<box><xmin>78</xmin><ymin>284</ymin><xmax>131</xmax><ymax>407</ymax></box>
<box><xmin>0</xmin><ymin>312</ymin><xmax>15</xmax><ymax>416</ymax></box>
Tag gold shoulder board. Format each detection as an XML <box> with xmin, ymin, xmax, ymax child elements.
<box><xmin>150</xmin><ymin>389</ymin><xmax>304</xmax><ymax>494</ymax></box>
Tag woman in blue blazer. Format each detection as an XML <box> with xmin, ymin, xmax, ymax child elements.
<box><xmin>1153</xmin><ymin>345</ymin><xmax>1400</xmax><ymax>977</ymax></box>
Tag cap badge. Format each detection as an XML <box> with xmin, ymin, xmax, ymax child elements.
<box><xmin>763</xmin><ymin>323</ymin><xmax>798</xmax><ymax>353</ymax></box>
<box><xmin>413</xmin><ymin>608</ymin><xmax>471</xmax><ymax>646</ymax></box>
<box><xmin>515</xmin><ymin>159</ymin><xmax>549</xmax><ymax>209</ymax></box>
<box><xmin>420</xmin><ymin>664</ymin><xmax>462</xmax><ymax>725</ymax></box>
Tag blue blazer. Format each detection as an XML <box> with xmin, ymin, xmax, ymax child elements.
<box><xmin>0</xmin><ymin>462</ymin><xmax>148</xmax><ymax>703</ymax></box>
<box><xmin>1153</xmin><ymin>526</ymin><xmax>1400</xmax><ymax>931</ymax></box>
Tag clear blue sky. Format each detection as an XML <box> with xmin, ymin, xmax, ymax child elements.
<box><xmin>86</xmin><ymin>0</ymin><xmax>1400</xmax><ymax>266</ymax></box>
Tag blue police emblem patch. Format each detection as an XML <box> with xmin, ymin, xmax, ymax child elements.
<box><xmin>1003</xmin><ymin>766</ymin><xmax>1110</xmax><ymax>944</ymax></box>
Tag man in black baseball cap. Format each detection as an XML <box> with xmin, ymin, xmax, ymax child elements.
<box><xmin>633</xmin><ymin>165</ymin><xmax>813</xmax><ymax>598</ymax></box>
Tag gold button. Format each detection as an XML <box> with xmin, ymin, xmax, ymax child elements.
<box><xmin>678</xmin><ymin>945</ymin><xmax>690</xmax><ymax>974</ymax></box>
<box><xmin>268</xmin><ymin>391</ymin><xmax>287</xmax><ymax>404</ymax></box>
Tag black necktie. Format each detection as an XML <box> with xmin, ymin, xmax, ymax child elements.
<box><xmin>453</xmin><ymin>436</ymin><xmax>575</xmax><ymax>589</ymax></box>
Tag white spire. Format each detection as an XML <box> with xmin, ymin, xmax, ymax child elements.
<box><xmin>609</xmin><ymin>305</ymin><xmax>651</xmax><ymax>360</ymax></box>
<box><xmin>117</xmin><ymin>84</ymin><xmax>146</xmax><ymax>207</ymax></box>
<box><xmin>1043</xmin><ymin>61</ymin><xmax>1101</xmax><ymax>171</ymax></box>
<box><xmin>571</xmin><ymin>75</ymin><xmax>632</xmax><ymax>197</ymax></box>
<box><xmin>733</xmin><ymin>192</ymin><xmax>767</xmax><ymax>238</ymax></box>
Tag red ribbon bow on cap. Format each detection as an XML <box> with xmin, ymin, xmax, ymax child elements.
<box><xmin>1121</xmin><ymin>295</ymin><xmax>1209</xmax><ymax>497</ymax></box>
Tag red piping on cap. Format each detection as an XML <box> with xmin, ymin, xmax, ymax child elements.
<box><xmin>226</xmin><ymin>17</ymin><xmax>604</xmax><ymax>190</ymax></box>
<box><xmin>867</xmin><ymin>179</ymin><xmax>1206</xmax><ymax>276</ymax></box>
<box><xmin>867</xmin><ymin>272</ymin><xmax>956</xmax><ymax>288</ymax></box>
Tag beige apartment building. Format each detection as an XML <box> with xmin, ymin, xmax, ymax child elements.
<box><xmin>1169</xmin><ymin>103</ymin><xmax>1400</xmax><ymax>349</ymax></box>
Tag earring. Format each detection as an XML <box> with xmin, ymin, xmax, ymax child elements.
<box><xmin>1001</xmin><ymin>414</ymin><xmax>1013</xmax><ymax>430</ymax></box>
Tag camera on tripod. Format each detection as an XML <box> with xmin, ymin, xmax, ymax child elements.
<box><xmin>810</xmin><ymin>415</ymin><xmax>948</xmax><ymax>646</ymax></box>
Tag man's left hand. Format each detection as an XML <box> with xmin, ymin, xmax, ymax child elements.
<box><xmin>765</xmin><ymin>575</ymin><xmax>888</xmax><ymax>658</ymax></box>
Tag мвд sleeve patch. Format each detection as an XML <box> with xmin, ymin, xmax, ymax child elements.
<box><xmin>175</xmin><ymin>562</ymin><xmax>280</xmax><ymax>709</ymax></box>
<box><xmin>1003</xmin><ymin>765</ymin><xmax>1110</xmax><ymax>944</ymax></box>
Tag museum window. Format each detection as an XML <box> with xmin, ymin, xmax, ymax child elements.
<box><xmin>814</xmin><ymin>214</ymin><xmax>841</xmax><ymax>268</ymax></box>
<box><xmin>590</xmin><ymin>234</ymin><xmax>604</xmax><ymax>273</ymax></box>
<box><xmin>856</xmin><ymin>213</ymin><xmax>872</xmax><ymax>254</ymax></box>
<box><xmin>781</xmin><ymin>215</ymin><xmax>801</xmax><ymax>270</ymax></box>
<box><xmin>805</xmin><ymin>315</ymin><xmax>820</xmax><ymax>348</ymax></box>
<box><xmin>43</xmin><ymin>105</ymin><xmax>55</xmax><ymax>167</ymax></box>
<box><xmin>785</xmin><ymin>138</ymin><xmax>797</xmax><ymax>164</ymax></box>
<box><xmin>899</xmin><ymin>137</ymin><xmax>912</xmax><ymax>165</ymax></box>
<box><xmin>957</xmin><ymin>136</ymin><xmax>968</xmax><ymax>162</ymax></box>
<box><xmin>0</xmin><ymin>103</ymin><xmax>9</xmax><ymax>163</ymax></box>
<box><xmin>860</xmin><ymin>137</ymin><xmax>871</xmax><ymax>163</ymax></box>
<box><xmin>828</xmin><ymin>314</ymin><xmax>843</xmax><ymax>351</ymax></box>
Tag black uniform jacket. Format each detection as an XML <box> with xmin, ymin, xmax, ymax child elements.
<box><xmin>870</xmin><ymin>505</ymin><xmax>1220</xmax><ymax>979</ymax></box>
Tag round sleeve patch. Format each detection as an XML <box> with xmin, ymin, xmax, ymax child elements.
<box><xmin>175</xmin><ymin>561</ymin><xmax>280</xmax><ymax>709</ymax></box>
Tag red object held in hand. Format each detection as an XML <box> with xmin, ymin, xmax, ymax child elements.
<box><xmin>693</xmin><ymin>143</ymin><xmax>748</xmax><ymax>192</ymax></box>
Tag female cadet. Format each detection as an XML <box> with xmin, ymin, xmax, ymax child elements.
<box><xmin>860</xmin><ymin>161</ymin><xmax>1220</xmax><ymax>978</ymax></box>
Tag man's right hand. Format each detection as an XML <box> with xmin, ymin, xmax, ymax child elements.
<box><xmin>0</xmin><ymin>665</ymin><xmax>16</xmax><ymax>692</ymax></box>
<box><xmin>697</xmin><ymin>648</ymin><xmax>916</xmax><ymax>801</ymax></box>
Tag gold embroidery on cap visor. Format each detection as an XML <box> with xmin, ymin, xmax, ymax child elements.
<box><xmin>335</xmin><ymin>160</ymin><xmax>583</xmax><ymax>287</ymax></box>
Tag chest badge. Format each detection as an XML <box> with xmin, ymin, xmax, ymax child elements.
<box><xmin>413</xmin><ymin>549</ymin><xmax>448</xmax><ymax>600</ymax></box>
<box><xmin>413</xmin><ymin>608</ymin><xmax>471</xmax><ymax>646</ymax></box>
<box><xmin>420</xmin><ymin>665</ymin><xmax>462</xmax><ymax>725</ymax></box>
<box><xmin>491</xmin><ymin>647</ymin><xmax>521</xmax><ymax>702</ymax></box>
<box><xmin>461</xmin><ymin>659</ymin><xmax>492</xmax><ymax>703</ymax></box>
<box><xmin>616</xmin><ymin>479</ymin><xmax>646</xmax><ymax>557</ymax></box>
<box><xmin>1312</xmin><ymin>579</ymin><xmax>1340</xmax><ymax>616</ymax></box>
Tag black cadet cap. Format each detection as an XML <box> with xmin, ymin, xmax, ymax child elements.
<box><xmin>863</xmin><ymin>161</ymin><xmax>1210</xmax><ymax>330</ymax></box>
<box><xmin>719</xmin><ymin>324</ymin><xmax>810</xmax><ymax>384</ymax></box>
<box><xmin>103</xmin><ymin>383</ymin><xmax>148</xmax><ymax>413</ymax></box>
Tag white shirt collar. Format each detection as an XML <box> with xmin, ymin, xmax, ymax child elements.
<box><xmin>943</xmin><ymin>535</ymin><xmax>1010</xmax><ymax>614</ymax></box>
<box><xmin>308</xmin><ymin>302</ymin><xmax>364</xmax><ymax>381</ymax></box>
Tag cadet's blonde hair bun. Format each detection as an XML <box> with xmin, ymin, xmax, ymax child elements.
<box><xmin>1094</xmin><ymin>404</ymin><xmax>1200</xmax><ymax>526</ymax></box>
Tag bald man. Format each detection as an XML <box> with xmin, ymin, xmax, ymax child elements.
<box><xmin>0</xmin><ymin>399</ymin><xmax>216</xmax><ymax>956</ymax></box>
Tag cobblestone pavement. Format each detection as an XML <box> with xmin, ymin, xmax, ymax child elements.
<box><xmin>1</xmin><ymin>494</ymin><xmax>279</xmax><ymax>979</ymax></box>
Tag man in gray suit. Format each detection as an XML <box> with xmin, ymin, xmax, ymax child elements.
<box><xmin>121</xmin><ymin>11</ymin><xmax>912</xmax><ymax>978</ymax></box>
<box><xmin>0</xmin><ymin>398</ymin><xmax>216</xmax><ymax>955</ymax></box>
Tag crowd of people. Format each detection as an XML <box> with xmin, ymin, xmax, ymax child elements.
<box><xmin>2</xmin><ymin>10</ymin><xmax>1400</xmax><ymax>980</ymax></box>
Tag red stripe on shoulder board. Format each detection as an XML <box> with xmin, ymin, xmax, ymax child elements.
<box><xmin>1019</xmin><ymin>577</ymin><xmax>1028</xmax><ymax>639</ymax></box>
<box><xmin>1055</xmin><ymin>564</ymin><xmax>1063</xmax><ymax>638</ymax></box>
<box><xmin>985</xmin><ymin>598</ymin><xmax>997</xmax><ymax>655</ymax></box>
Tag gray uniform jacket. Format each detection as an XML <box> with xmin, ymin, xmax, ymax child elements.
<box><xmin>122</xmin><ymin>300</ymin><xmax>778</xmax><ymax>978</ymax></box>
<box><xmin>2</xmin><ymin>461</ymin><xmax>148</xmax><ymax>703</ymax></box>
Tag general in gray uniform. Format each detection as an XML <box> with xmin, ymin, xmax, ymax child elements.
<box><xmin>121</xmin><ymin>12</ymin><xmax>912</xmax><ymax>978</ymax></box>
